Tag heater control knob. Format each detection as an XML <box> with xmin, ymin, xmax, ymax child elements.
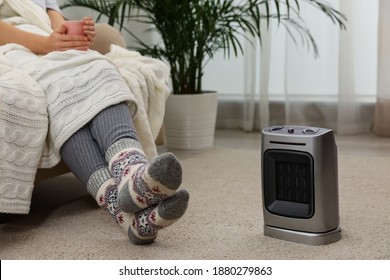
<box><xmin>303</xmin><ymin>127</ymin><xmax>319</xmax><ymax>134</ymax></box>
<box><xmin>288</xmin><ymin>128</ymin><xmax>295</xmax><ymax>134</ymax></box>
<box><xmin>269</xmin><ymin>126</ymin><xmax>284</xmax><ymax>132</ymax></box>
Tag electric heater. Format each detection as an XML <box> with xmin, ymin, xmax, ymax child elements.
<box><xmin>261</xmin><ymin>126</ymin><xmax>341</xmax><ymax>245</ymax></box>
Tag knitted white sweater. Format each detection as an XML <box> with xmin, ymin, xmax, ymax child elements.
<box><xmin>0</xmin><ymin>0</ymin><xmax>170</xmax><ymax>214</ymax></box>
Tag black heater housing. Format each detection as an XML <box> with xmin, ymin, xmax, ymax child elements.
<box><xmin>261</xmin><ymin>126</ymin><xmax>341</xmax><ymax>245</ymax></box>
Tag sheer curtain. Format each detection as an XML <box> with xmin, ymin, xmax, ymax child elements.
<box><xmin>373</xmin><ymin>0</ymin><xmax>390</xmax><ymax>136</ymax></box>
<box><xmin>242</xmin><ymin>0</ymin><xmax>379</xmax><ymax>134</ymax></box>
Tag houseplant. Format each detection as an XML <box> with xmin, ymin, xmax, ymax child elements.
<box><xmin>62</xmin><ymin>0</ymin><xmax>346</xmax><ymax>149</ymax></box>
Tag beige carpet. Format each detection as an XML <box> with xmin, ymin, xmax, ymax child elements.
<box><xmin>0</xmin><ymin>130</ymin><xmax>389</xmax><ymax>260</ymax></box>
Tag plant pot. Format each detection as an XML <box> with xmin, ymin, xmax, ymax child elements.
<box><xmin>163</xmin><ymin>92</ymin><xmax>218</xmax><ymax>150</ymax></box>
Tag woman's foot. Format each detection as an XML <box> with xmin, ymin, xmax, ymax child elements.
<box><xmin>109</xmin><ymin>148</ymin><xmax>183</xmax><ymax>213</ymax></box>
<box><xmin>88</xmin><ymin>169</ymin><xmax>189</xmax><ymax>245</ymax></box>
<box><xmin>128</xmin><ymin>189</ymin><xmax>190</xmax><ymax>245</ymax></box>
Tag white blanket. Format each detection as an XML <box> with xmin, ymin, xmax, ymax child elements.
<box><xmin>0</xmin><ymin>0</ymin><xmax>170</xmax><ymax>214</ymax></box>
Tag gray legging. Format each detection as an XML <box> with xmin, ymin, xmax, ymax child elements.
<box><xmin>60</xmin><ymin>102</ymin><xmax>138</xmax><ymax>185</ymax></box>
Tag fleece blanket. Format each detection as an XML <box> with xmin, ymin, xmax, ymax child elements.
<box><xmin>0</xmin><ymin>0</ymin><xmax>170</xmax><ymax>214</ymax></box>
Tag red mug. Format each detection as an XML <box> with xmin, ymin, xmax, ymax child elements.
<box><xmin>64</xmin><ymin>20</ymin><xmax>85</xmax><ymax>36</ymax></box>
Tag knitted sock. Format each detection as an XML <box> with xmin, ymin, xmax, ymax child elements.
<box><xmin>129</xmin><ymin>189</ymin><xmax>189</xmax><ymax>245</ymax></box>
<box><xmin>87</xmin><ymin>168</ymin><xmax>189</xmax><ymax>245</ymax></box>
<box><xmin>106</xmin><ymin>139</ymin><xmax>183</xmax><ymax>213</ymax></box>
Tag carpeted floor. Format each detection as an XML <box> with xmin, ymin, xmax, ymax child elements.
<box><xmin>0</xmin><ymin>130</ymin><xmax>389</xmax><ymax>260</ymax></box>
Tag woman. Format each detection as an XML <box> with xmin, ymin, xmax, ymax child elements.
<box><xmin>0</xmin><ymin>0</ymin><xmax>189</xmax><ymax>245</ymax></box>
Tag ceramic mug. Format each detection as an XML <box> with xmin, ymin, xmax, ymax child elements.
<box><xmin>64</xmin><ymin>20</ymin><xmax>85</xmax><ymax>36</ymax></box>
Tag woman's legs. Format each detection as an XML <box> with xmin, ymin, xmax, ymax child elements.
<box><xmin>60</xmin><ymin>125</ymin><xmax>107</xmax><ymax>185</ymax></box>
<box><xmin>60</xmin><ymin>103</ymin><xmax>189</xmax><ymax>244</ymax></box>
<box><xmin>89</xmin><ymin>103</ymin><xmax>184</xmax><ymax>212</ymax></box>
<box><xmin>88</xmin><ymin>102</ymin><xmax>139</xmax><ymax>156</ymax></box>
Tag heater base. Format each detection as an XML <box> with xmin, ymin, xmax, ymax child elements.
<box><xmin>264</xmin><ymin>225</ymin><xmax>341</xmax><ymax>245</ymax></box>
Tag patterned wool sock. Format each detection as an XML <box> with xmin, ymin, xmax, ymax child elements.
<box><xmin>87</xmin><ymin>168</ymin><xmax>189</xmax><ymax>245</ymax></box>
<box><xmin>129</xmin><ymin>189</ymin><xmax>190</xmax><ymax>245</ymax></box>
<box><xmin>106</xmin><ymin>139</ymin><xmax>183</xmax><ymax>213</ymax></box>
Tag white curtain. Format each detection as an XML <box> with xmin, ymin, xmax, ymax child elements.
<box><xmin>373</xmin><ymin>0</ymin><xmax>390</xmax><ymax>136</ymax></box>
<box><xmin>242</xmin><ymin>0</ymin><xmax>379</xmax><ymax>134</ymax></box>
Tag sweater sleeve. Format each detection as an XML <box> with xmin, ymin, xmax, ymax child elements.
<box><xmin>45</xmin><ymin>0</ymin><xmax>61</xmax><ymax>13</ymax></box>
<box><xmin>30</xmin><ymin>0</ymin><xmax>62</xmax><ymax>13</ymax></box>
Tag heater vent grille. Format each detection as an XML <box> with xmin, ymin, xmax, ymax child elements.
<box><xmin>275</xmin><ymin>162</ymin><xmax>311</xmax><ymax>204</ymax></box>
<box><xmin>263</xmin><ymin>149</ymin><xmax>314</xmax><ymax>219</ymax></box>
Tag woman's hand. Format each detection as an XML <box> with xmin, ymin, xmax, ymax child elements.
<box><xmin>47</xmin><ymin>24</ymin><xmax>91</xmax><ymax>52</ymax></box>
<box><xmin>82</xmin><ymin>17</ymin><xmax>96</xmax><ymax>45</ymax></box>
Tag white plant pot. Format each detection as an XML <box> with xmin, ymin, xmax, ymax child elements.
<box><xmin>164</xmin><ymin>92</ymin><xmax>218</xmax><ymax>150</ymax></box>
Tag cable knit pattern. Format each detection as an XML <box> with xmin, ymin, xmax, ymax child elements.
<box><xmin>0</xmin><ymin>62</ymin><xmax>48</xmax><ymax>214</ymax></box>
<box><xmin>0</xmin><ymin>0</ymin><xmax>171</xmax><ymax>214</ymax></box>
<box><xmin>3</xmin><ymin>48</ymin><xmax>138</xmax><ymax>168</ymax></box>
